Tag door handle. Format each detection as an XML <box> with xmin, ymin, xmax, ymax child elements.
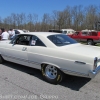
<box><xmin>22</xmin><ymin>47</ymin><xmax>27</xmax><ymax>51</ymax></box>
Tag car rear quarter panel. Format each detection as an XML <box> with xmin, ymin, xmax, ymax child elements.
<box><xmin>28</xmin><ymin>46</ymin><xmax>93</xmax><ymax>77</ymax></box>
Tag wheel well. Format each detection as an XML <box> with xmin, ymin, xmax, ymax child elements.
<box><xmin>41</xmin><ymin>63</ymin><xmax>64</xmax><ymax>73</ymax></box>
<box><xmin>0</xmin><ymin>54</ymin><xmax>3</xmax><ymax>59</ymax></box>
<box><xmin>41</xmin><ymin>63</ymin><xmax>47</xmax><ymax>68</ymax></box>
<box><xmin>41</xmin><ymin>63</ymin><xmax>60</xmax><ymax>69</ymax></box>
<box><xmin>87</xmin><ymin>39</ymin><xmax>93</xmax><ymax>41</ymax></box>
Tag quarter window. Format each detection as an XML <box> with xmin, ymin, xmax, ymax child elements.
<box><xmin>31</xmin><ymin>35</ymin><xmax>46</xmax><ymax>47</ymax></box>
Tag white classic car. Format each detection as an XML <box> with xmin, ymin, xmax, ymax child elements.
<box><xmin>0</xmin><ymin>32</ymin><xmax>100</xmax><ymax>84</ymax></box>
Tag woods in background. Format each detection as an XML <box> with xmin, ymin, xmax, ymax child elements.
<box><xmin>0</xmin><ymin>5</ymin><xmax>100</xmax><ymax>32</ymax></box>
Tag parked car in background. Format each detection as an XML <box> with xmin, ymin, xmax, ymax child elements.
<box><xmin>49</xmin><ymin>29</ymin><xmax>62</xmax><ymax>33</ymax></box>
<box><xmin>49</xmin><ymin>29</ymin><xmax>75</xmax><ymax>35</ymax></box>
<box><xmin>0</xmin><ymin>32</ymin><xmax>100</xmax><ymax>84</ymax></box>
<box><xmin>22</xmin><ymin>29</ymin><xmax>30</xmax><ymax>33</ymax></box>
<box><xmin>14</xmin><ymin>29</ymin><xmax>25</xmax><ymax>34</ymax></box>
<box><xmin>61</xmin><ymin>29</ymin><xmax>75</xmax><ymax>35</ymax></box>
<box><xmin>68</xmin><ymin>30</ymin><xmax>100</xmax><ymax>45</ymax></box>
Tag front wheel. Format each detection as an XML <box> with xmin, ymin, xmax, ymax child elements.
<box><xmin>41</xmin><ymin>64</ymin><xmax>63</xmax><ymax>84</ymax></box>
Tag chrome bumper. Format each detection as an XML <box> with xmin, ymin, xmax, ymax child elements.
<box><xmin>89</xmin><ymin>66</ymin><xmax>100</xmax><ymax>78</ymax></box>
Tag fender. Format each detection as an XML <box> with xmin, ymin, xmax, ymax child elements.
<box><xmin>41</xmin><ymin>62</ymin><xmax>60</xmax><ymax>69</ymax></box>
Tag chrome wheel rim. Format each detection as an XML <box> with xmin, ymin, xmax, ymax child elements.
<box><xmin>45</xmin><ymin>65</ymin><xmax>57</xmax><ymax>79</ymax></box>
<box><xmin>88</xmin><ymin>42</ymin><xmax>91</xmax><ymax>45</ymax></box>
<box><xmin>88</xmin><ymin>41</ymin><xmax>92</xmax><ymax>45</ymax></box>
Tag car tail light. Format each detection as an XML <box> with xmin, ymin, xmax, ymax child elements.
<box><xmin>93</xmin><ymin>57</ymin><xmax>98</xmax><ymax>70</ymax></box>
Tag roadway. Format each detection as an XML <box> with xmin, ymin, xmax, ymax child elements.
<box><xmin>0</xmin><ymin>61</ymin><xmax>100</xmax><ymax>100</ymax></box>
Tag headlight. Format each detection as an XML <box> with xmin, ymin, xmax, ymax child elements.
<box><xmin>93</xmin><ymin>57</ymin><xmax>98</xmax><ymax>70</ymax></box>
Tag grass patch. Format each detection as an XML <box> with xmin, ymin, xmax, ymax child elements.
<box><xmin>80</xmin><ymin>42</ymin><xmax>100</xmax><ymax>47</ymax></box>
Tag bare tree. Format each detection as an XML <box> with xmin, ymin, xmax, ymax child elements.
<box><xmin>62</xmin><ymin>6</ymin><xmax>72</xmax><ymax>28</ymax></box>
<box><xmin>84</xmin><ymin>5</ymin><xmax>97</xmax><ymax>30</ymax></box>
<box><xmin>27</xmin><ymin>13</ymin><xmax>34</xmax><ymax>31</ymax></box>
<box><xmin>72</xmin><ymin>5</ymin><xmax>84</xmax><ymax>30</ymax></box>
<box><xmin>3</xmin><ymin>16</ymin><xmax>13</xmax><ymax>29</ymax></box>
<box><xmin>32</xmin><ymin>14</ymin><xmax>38</xmax><ymax>31</ymax></box>
<box><xmin>52</xmin><ymin>11</ymin><xmax>63</xmax><ymax>30</ymax></box>
<box><xmin>41</xmin><ymin>13</ymin><xmax>51</xmax><ymax>31</ymax></box>
<box><xmin>0</xmin><ymin>17</ymin><xmax>3</xmax><ymax>27</ymax></box>
<box><xmin>10</xmin><ymin>13</ymin><xmax>17</xmax><ymax>28</ymax></box>
<box><xmin>1</xmin><ymin>5</ymin><xmax>100</xmax><ymax>31</ymax></box>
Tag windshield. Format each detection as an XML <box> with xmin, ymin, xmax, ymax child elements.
<box><xmin>47</xmin><ymin>34</ymin><xmax>78</xmax><ymax>46</ymax></box>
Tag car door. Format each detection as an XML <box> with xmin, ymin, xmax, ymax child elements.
<box><xmin>28</xmin><ymin>35</ymin><xmax>47</xmax><ymax>69</ymax></box>
<box><xmin>5</xmin><ymin>34</ymin><xmax>32</xmax><ymax>66</ymax></box>
<box><xmin>70</xmin><ymin>32</ymin><xmax>80</xmax><ymax>41</ymax></box>
<box><xmin>80</xmin><ymin>32</ymin><xmax>88</xmax><ymax>42</ymax></box>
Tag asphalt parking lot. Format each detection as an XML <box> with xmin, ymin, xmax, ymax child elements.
<box><xmin>0</xmin><ymin>61</ymin><xmax>100</xmax><ymax>100</ymax></box>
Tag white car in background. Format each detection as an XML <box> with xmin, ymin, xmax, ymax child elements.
<box><xmin>14</xmin><ymin>29</ymin><xmax>25</xmax><ymax>34</ymax></box>
<box><xmin>61</xmin><ymin>29</ymin><xmax>75</xmax><ymax>35</ymax></box>
<box><xmin>22</xmin><ymin>29</ymin><xmax>30</xmax><ymax>33</ymax></box>
<box><xmin>0</xmin><ymin>32</ymin><xmax>100</xmax><ymax>84</ymax></box>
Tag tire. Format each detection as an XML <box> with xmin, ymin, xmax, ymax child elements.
<box><xmin>93</xmin><ymin>43</ymin><xmax>97</xmax><ymax>45</ymax></box>
<box><xmin>87</xmin><ymin>40</ymin><xmax>94</xmax><ymax>45</ymax></box>
<box><xmin>0</xmin><ymin>55</ymin><xmax>4</xmax><ymax>64</ymax></box>
<box><xmin>41</xmin><ymin>64</ymin><xmax>63</xmax><ymax>84</ymax></box>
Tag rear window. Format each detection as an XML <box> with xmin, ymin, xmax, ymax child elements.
<box><xmin>47</xmin><ymin>34</ymin><xmax>77</xmax><ymax>46</ymax></box>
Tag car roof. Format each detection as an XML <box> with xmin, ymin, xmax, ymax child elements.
<box><xmin>20</xmin><ymin>32</ymin><xmax>61</xmax><ymax>37</ymax></box>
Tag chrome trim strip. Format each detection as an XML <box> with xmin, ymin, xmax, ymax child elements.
<box><xmin>60</xmin><ymin>68</ymin><xmax>89</xmax><ymax>77</ymax></box>
<box><xmin>3</xmin><ymin>54</ymin><xmax>29</xmax><ymax>62</ymax></box>
<box><xmin>28</xmin><ymin>60</ymin><xmax>40</xmax><ymax>65</ymax></box>
<box><xmin>2</xmin><ymin>54</ymin><xmax>41</xmax><ymax>65</ymax></box>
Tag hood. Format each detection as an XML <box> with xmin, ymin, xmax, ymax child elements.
<box><xmin>61</xmin><ymin>43</ymin><xmax>100</xmax><ymax>58</ymax></box>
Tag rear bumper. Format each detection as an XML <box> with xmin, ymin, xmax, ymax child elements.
<box><xmin>89</xmin><ymin>65</ymin><xmax>100</xmax><ymax>78</ymax></box>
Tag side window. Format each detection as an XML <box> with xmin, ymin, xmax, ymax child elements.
<box><xmin>62</xmin><ymin>31</ymin><xmax>67</xmax><ymax>34</ymax></box>
<box><xmin>82</xmin><ymin>32</ymin><xmax>88</xmax><ymax>36</ymax></box>
<box><xmin>91</xmin><ymin>32</ymin><xmax>97</xmax><ymax>36</ymax></box>
<box><xmin>74</xmin><ymin>32</ymin><xmax>79</xmax><ymax>35</ymax></box>
<box><xmin>31</xmin><ymin>35</ymin><xmax>46</xmax><ymax>47</ymax></box>
<box><xmin>15</xmin><ymin>35</ymin><xmax>32</xmax><ymax>46</ymax></box>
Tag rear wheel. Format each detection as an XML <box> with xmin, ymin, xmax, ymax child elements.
<box><xmin>41</xmin><ymin>64</ymin><xmax>63</xmax><ymax>84</ymax></box>
<box><xmin>87</xmin><ymin>40</ymin><xmax>94</xmax><ymax>45</ymax></box>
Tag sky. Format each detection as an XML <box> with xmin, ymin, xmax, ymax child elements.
<box><xmin>0</xmin><ymin>0</ymin><xmax>100</xmax><ymax>20</ymax></box>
